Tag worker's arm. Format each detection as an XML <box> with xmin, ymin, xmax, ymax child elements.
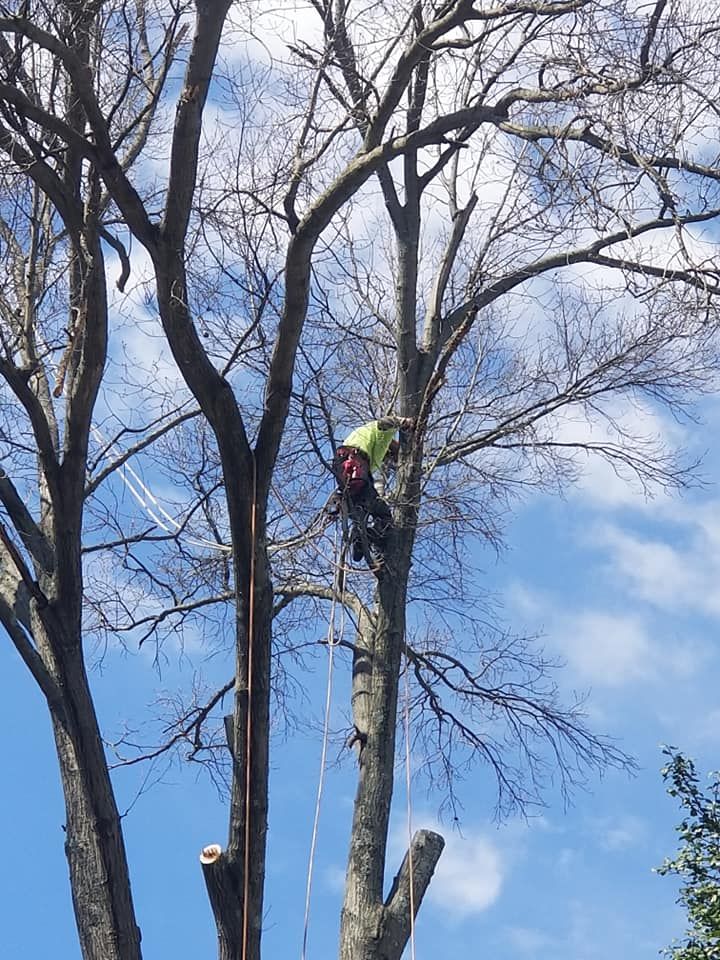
<box><xmin>377</xmin><ymin>416</ymin><xmax>415</xmax><ymax>432</ymax></box>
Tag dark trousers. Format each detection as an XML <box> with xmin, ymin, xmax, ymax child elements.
<box><xmin>333</xmin><ymin>452</ymin><xmax>393</xmax><ymax>558</ymax></box>
<box><xmin>351</xmin><ymin>481</ymin><xmax>392</xmax><ymax>533</ymax></box>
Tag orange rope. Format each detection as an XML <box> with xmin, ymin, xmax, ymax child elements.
<box><xmin>242</xmin><ymin>457</ymin><xmax>258</xmax><ymax>960</ymax></box>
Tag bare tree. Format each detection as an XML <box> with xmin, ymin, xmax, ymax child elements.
<box><xmin>1</xmin><ymin>2</ymin><xmax>720</xmax><ymax>960</ymax></box>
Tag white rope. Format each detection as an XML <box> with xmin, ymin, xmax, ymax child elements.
<box><xmin>300</xmin><ymin>524</ymin><xmax>345</xmax><ymax>960</ymax></box>
<box><xmin>403</xmin><ymin>655</ymin><xmax>416</xmax><ymax>960</ymax></box>
<box><xmin>241</xmin><ymin>456</ymin><xmax>258</xmax><ymax>960</ymax></box>
<box><xmin>32</xmin><ymin>327</ymin><xmax>232</xmax><ymax>556</ymax></box>
<box><xmin>90</xmin><ymin>424</ymin><xmax>232</xmax><ymax>553</ymax></box>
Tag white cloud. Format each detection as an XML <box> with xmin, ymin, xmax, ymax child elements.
<box><xmin>332</xmin><ymin>818</ymin><xmax>508</xmax><ymax>922</ymax></box>
<box><xmin>595</xmin><ymin>506</ymin><xmax>720</xmax><ymax>620</ymax></box>
<box><xmin>555</xmin><ymin>847</ymin><xmax>577</xmax><ymax>875</ymax></box>
<box><xmin>550</xmin><ymin>400</ymin><xmax>682</xmax><ymax>510</ymax></box>
<box><xmin>551</xmin><ymin>610</ymin><xmax>655</xmax><ymax>687</ymax></box>
<box><xmin>506</xmin><ymin>581</ymin><xmax>705</xmax><ymax>693</ymax></box>
<box><xmin>592</xmin><ymin>814</ymin><xmax>648</xmax><ymax>852</ymax></box>
<box><xmin>226</xmin><ymin>2</ymin><xmax>325</xmax><ymax>67</ymax></box>
<box><xmin>505</xmin><ymin>925</ymin><xmax>557</xmax><ymax>953</ymax></box>
<box><xmin>427</xmin><ymin>828</ymin><xmax>504</xmax><ymax>917</ymax></box>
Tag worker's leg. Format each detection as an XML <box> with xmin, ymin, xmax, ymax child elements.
<box><xmin>365</xmin><ymin>485</ymin><xmax>392</xmax><ymax>542</ymax></box>
<box><xmin>338</xmin><ymin>480</ymin><xmax>366</xmax><ymax>563</ymax></box>
<box><xmin>343</xmin><ymin>478</ymin><xmax>391</xmax><ymax>567</ymax></box>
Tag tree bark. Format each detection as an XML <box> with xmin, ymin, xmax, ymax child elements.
<box><xmin>152</xmin><ymin>236</ymin><xmax>272</xmax><ymax>960</ymax></box>
<box><xmin>194</xmin><ymin>553</ymin><xmax>272</xmax><ymax>960</ymax></box>
<box><xmin>2</xmin><ymin>212</ymin><xmax>144</xmax><ymax>959</ymax></box>
<box><xmin>200</xmin><ymin>846</ymin><xmax>245</xmax><ymax>960</ymax></box>
<box><xmin>44</xmin><ymin>621</ymin><xmax>143</xmax><ymax>960</ymax></box>
<box><xmin>35</xmin><ymin>184</ymin><xmax>142</xmax><ymax>960</ymax></box>
<box><xmin>380</xmin><ymin>830</ymin><xmax>445</xmax><ymax>960</ymax></box>
<box><xmin>340</xmin><ymin>514</ymin><xmax>440</xmax><ymax>960</ymax></box>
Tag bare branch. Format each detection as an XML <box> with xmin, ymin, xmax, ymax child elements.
<box><xmin>0</xmin><ymin>592</ymin><xmax>61</xmax><ymax>708</ymax></box>
<box><xmin>0</xmin><ymin>464</ymin><xmax>53</xmax><ymax>571</ymax></box>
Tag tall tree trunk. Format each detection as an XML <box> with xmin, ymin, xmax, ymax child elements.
<box><xmin>201</xmin><ymin>547</ymin><xmax>272</xmax><ymax>960</ymax></box>
<box><xmin>339</xmin><ymin>519</ymin><xmax>443</xmax><ymax>960</ymax></box>
<box><xmin>36</xmin><ymin>206</ymin><xmax>142</xmax><ymax>960</ymax></box>
<box><xmin>153</xmin><ymin>246</ymin><xmax>272</xmax><ymax>960</ymax></box>
<box><xmin>36</xmin><ymin>613</ymin><xmax>143</xmax><ymax>960</ymax></box>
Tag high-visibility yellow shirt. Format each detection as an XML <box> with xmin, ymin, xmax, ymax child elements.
<box><xmin>342</xmin><ymin>421</ymin><xmax>396</xmax><ymax>473</ymax></box>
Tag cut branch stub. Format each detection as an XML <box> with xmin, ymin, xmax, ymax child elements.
<box><xmin>380</xmin><ymin>828</ymin><xmax>445</xmax><ymax>960</ymax></box>
<box><xmin>199</xmin><ymin>843</ymin><xmax>223</xmax><ymax>865</ymax></box>
<box><xmin>199</xmin><ymin>844</ymin><xmax>245</xmax><ymax>960</ymax></box>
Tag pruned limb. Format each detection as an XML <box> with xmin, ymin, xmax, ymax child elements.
<box><xmin>380</xmin><ymin>829</ymin><xmax>445</xmax><ymax>960</ymax></box>
<box><xmin>199</xmin><ymin>844</ymin><xmax>245</xmax><ymax>960</ymax></box>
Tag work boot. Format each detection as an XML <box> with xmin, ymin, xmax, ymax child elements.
<box><xmin>352</xmin><ymin>535</ymin><xmax>364</xmax><ymax>563</ymax></box>
<box><xmin>326</xmin><ymin>491</ymin><xmax>342</xmax><ymax>517</ymax></box>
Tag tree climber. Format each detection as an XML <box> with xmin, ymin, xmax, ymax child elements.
<box><xmin>333</xmin><ymin>416</ymin><xmax>415</xmax><ymax>563</ymax></box>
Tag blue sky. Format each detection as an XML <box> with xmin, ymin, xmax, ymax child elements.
<box><xmin>3</xmin><ymin>3</ymin><xmax>720</xmax><ymax>958</ymax></box>
<box><xmin>3</xmin><ymin>395</ymin><xmax>717</xmax><ymax>959</ymax></box>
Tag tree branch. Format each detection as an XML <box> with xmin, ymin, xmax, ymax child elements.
<box><xmin>0</xmin><ymin>119</ymin><xmax>82</xmax><ymax>233</ymax></box>
<box><xmin>162</xmin><ymin>0</ymin><xmax>232</xmax><ymax>246</ymax></box>
<box><xmin>98</xmin><ymin>227</ymin><xmax>131</xmax><ymax>292</ymax></box>
<box><xmin>0</xmin><ymin>465</ymin><xmax>53</xmax><ymax>572</ymax></box>
<box><xmin>85</xmin><ymin>407</ymin><xmax>202</xmax><ymax>498</ymax></box>
<box><xmin>0</xmin><ymin>15</ymin><xmax>156</xmax><ymax>246</ymax></box>
<box><xmin>422</xmin><ymin>191</ymin><xmax>478</xmax><ymax>361</ymax></box>
<box><xmin>0</xmin><ymin>359</ymin><xmax>61</xmax><ymax>506</ymax></box>
<box><xmin>0</xmin><ymin>581</ymin><xmax>60</xmax><ymax>709</ymax></box>
<box><xmin>379</xmin><ymin>830</ymin><xmax>445</xmax><ymax>960</ymax></box>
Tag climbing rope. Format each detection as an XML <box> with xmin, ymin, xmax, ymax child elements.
<box><xmin>404</xmin><ymin>654</ymin><xmax>416</xmax><ymax>960</ymax></box>
<box><xmin>91</xmin><ymin>406</ymin><xmax>381</xmax><ymax>958</ymax></box>
<box><xmin>300</xmin><ymin>523</ymin><xmax>346</xmax><ymax>960</ymax></box>
<box><xmin>271</xmin><ymin>480</ymin><xmax>374</xmax><ymax>579</ymax></box>
<box><xmin>242</xmin><ymin>456</ymin><xmax>258</xmax><ymax>960</ymax></box>
<box><xmin>90</xmin><ymin>424</ymin><xmax>232</xmax><ymax>554</ymax></box>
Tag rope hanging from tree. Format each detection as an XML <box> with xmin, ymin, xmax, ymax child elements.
<box><xmin>404</xmin><ymin>653</ymin><xmax>417</xmax><ymax>960</ymax></box>
<box><xmin>301</xmin><ymin>521</ymin><xmax>345</xmax><ymax>960</ymax></box>
<box><xmin>242</xmin><ymin>455</ymin><xmax>258</xmax><ymax>960</ymax></box>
